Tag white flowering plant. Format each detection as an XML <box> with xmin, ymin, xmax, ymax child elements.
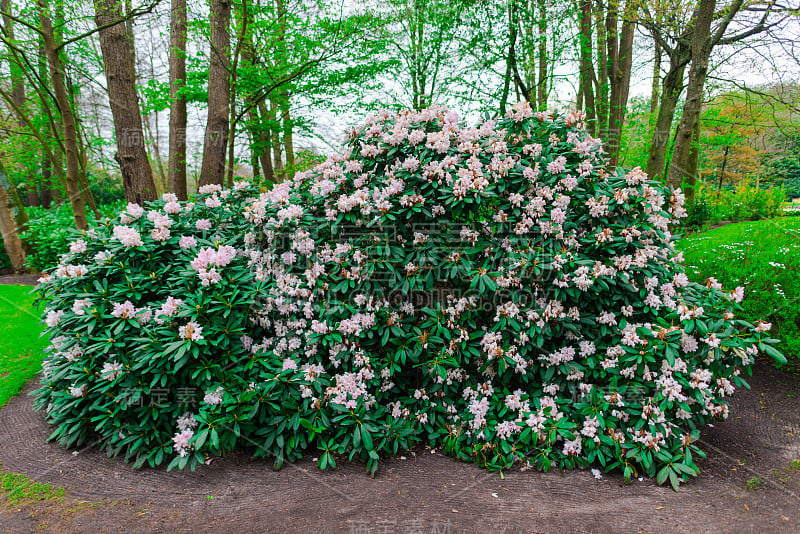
<box><xmin>34</xmin><ymin>102</ymin><xmax>784</xmax><ymax>489</ymax></box>
<box><xmin>33</xmin><ymin>182</ymin><xmax>269</xmax><ymax>469</ymax></box>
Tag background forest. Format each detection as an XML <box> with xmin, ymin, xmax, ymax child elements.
<box><xmin>1</xmin><ymin>0</ymin><xmax>800</xmax><ymax>272</ymax></box>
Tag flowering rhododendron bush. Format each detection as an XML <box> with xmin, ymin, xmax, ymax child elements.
<box><xmin>34</xmin><ymin>102</ymin><xmax>784</xmax><ymax>488</ymax></box>
<box><xmin>33</xmin><ymin>182</ymin><xmax>268</xmax><ymax>468</ymax></box>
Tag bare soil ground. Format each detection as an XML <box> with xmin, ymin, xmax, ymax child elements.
<box><xmin>0</xmin><ymin>274</ymin><xmax>40</xmax><ymax>286</ymax></box>
<box><xmin>0</xmin><ymin>363</ymin><xmax>798</xmax><ymax>534</ymax></box>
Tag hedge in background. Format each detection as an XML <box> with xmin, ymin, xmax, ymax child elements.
<box><xmin>19</xmin><ymin>202</ymin><xmax>124</xmax><ymax>272</ymax></box>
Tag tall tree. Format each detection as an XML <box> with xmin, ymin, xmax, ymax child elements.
<box><xmin>168</xmin><ymin>0</ymin><xmax>188</xmax><ymax>199</ymax></box>
<box><xmin>37</xmin><ymin>0</ymin><xmax>89</xmax><ymax>230</ymax></box>
<box><xmin>1</xmin><ymin>0</ymin><xmax>37</xmax><ymax>209</ymax></box>
<box><xmin>665</xmin><ymin>0</ymin><xmax>715</xmax><ymax>189</ymax></box>
<box><xmin>198</xmin><ymin>0</ymin><xmax>231</xmax><ymax>188</ymax></box>
<box><xmin>601</xmin><ymin>0</ymin><xmax>636</xmax><ymax>167</ymax></box>
<box><xmin>576</xmin><ymin>0</ymin><xmax>596</xmax><ymax>135</ymax></box>
<box><xmin>667</xmin><ymin>0</ymin><xmax>777</xmax><ymax>189</ymax></box>
<box><xmin>93</xmin><ymin>0</ymin><xmax>157</xmax><ymax>204</ymax></box>
<box><xmin>641</xmin><ymin>1</ymin><xmax>693</xmax><ymax>181</ymax></box>
<box><xmin>535</xmin><ymin>0</ymin><xmax>548</xmax><ymax>107</ymax></box>
<box><xmin>0</xmin><ymin>159</ymin><xmax>27</xmax><ymax>272</ymax></box>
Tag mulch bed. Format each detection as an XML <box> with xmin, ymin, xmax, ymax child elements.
<box><xmin>0</xmin><ymin>364</ymin><xmax>798</xmax><ymax>533</ymax></box>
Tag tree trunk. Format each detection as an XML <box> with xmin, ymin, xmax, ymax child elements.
<box><xmin>253</xmin><ymin>102</ymin><xmax>275</xmax><ymax>183</ymax></box>
<box><xmin>499</xmin><ymin>2</ymin><xmax>515</xmax><ymax>115</ymax></box>
<box><xmin>717</xmin><ymin>145</ymin><xmax>729</xmax><ymax>196</ymax></box>
<box><xmin>269</xmin><ymin>99</ymin><xmax>285</xmax><ymax>181</ymax></box>
<box><xmin>143</xmin><ymin>114</ymin><xmax>166</xmax><ymax>194</ymax></box>
<box><xmin>282</xmin><ymin>100</ymin><xmax>295</xmax><ymax>179</ymax></box>
<box><xmin>684</xmin><ymin>117</ymin><xmax>701</xmax><ymax>206</ymax></box>
<box><xmin>593</xmin><ymin>0</ymin><xmax>608</xmax><ymax>132</ymax></box>
<box><xmin>536</xmin><ymin>0</ymin><xmax>547</xmax><ymax>108</ymax></box>
<box><xmin>36</xmin><ymin>36</ymin><xmax>59</xmax><ymax>207</ymax></box>
<box><xmin>93</xmin><ymin>0</ymin><xmax>157</xmax><ymax>204</ymax></box>
<box><xmin>524</xmin><ymin>0</ymin><xmax>536</xmax><ymax>92</ymax></box>
<box><xmin>2</xmin><ymin>0</ymin><xmax>38</xmax><ymax>210</ymax></box>
<box><xmin>667</xmin><ymin>0</ymin><xmax>716</xmax><ymax>189</ymax></box>
<box><xmin>41</xmin><ymin>156</ymin><xmax>54</xmax><ymax>208</ymax></box>
<box><xmin>198</xmin><ymin>0</ymin><xmax>231</xmax><ymax>188</ymax></box>
<box><xmin>0</xmin><ymin>159</ymin><xmax>28</xmax><ymax>272</ymax></box>
<box><xmin>607</xmin><ymin>17</ymin><xmax>633</xmax><ymax>167</ymax></box>
<box><xmin>168</xmin><ymin>0</ymin><xmax>188</xmax><ymax>199</ymax></box>
<box><xmin>650</xmin><ymin>40</ymin><xmax>661</xmax><ymax>114</ymax></box>
<box><xmin>247</xmin><ymin>126</ymin><xmax>260</xmax><ymax>181</ymax></box>
<box><xmin>224</xmin><ymin>0</ymin><xmax>250</xmax><ymax>188</ymax></box>
<box><xmin>577</xmin><ymin>0</ymin><xmax>596</xmax><ymax>135</ymax></box>
<box><xmin>645</xmin><ymin>46</ymin><xmax>689</xmax><ymax>181</ymax></box>
<box><xmin>37</xmin><ymin>0</ymin><xmax>89</xmax><ymax>230</ymax></box>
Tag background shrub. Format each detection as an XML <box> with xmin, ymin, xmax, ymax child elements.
<box><xmin>0</xmin><ymin>247</ymin><xmax>10</xmax><ymax>271</ymax></box>
<box><xmin>683</xmin><ymin>199</ymin><xmax>711</xmax><ymax>230</ymax></box>
<box><xmin>18</xmin><ymin>202</ymin><xmax>123</xmax><ymax>272</ymax></box>
<box><xmin>88</xmin><ymin>171</ymin><xmax>127</xmax><ymax>205</ymax></box>
<box><xmin>699</xmin><ymin>185</ymin><xmax>785</xmax><ymax>222</ymax></box>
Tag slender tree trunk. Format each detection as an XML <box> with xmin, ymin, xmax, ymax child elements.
<box><xmin>41</xmin><ymin>156</ymin><xmax>53</xmax><ymax>207</ymax></box>
<box><xmin>168</xmin><ymin>0</ymin><xmax>188</xmax><ymax>199</ymax></box>
<box><xmin>536</xmin><ymin>0</ymin><xmax>547</xmax><ymax>108</ymax></box>
<box><xmin>593</xmin><ymin>0</ymin><xmax>608</xmax><ymax>133</ymax></box>
<box><xmin>645</xmin><ymin>46</ymin><xmax>689</xmax><ymax>181</ymax></box>
<box><xmin>650</xmin><ymin>40</ymin><xmax>661</xmax><ymax>114</ymax></box>
<box><xmin>282</xmin><ymin>101</ymin><xmax>294</xmax><ymax>179</ymax></box>
<box><xmin>36</xmin><ymin>36</ymin><xmax>59</xmax><ymax>206</ymax></box>
<box><xmin>247</xmin><ymin>126</ymin><xmax>260</xmax><ymax>181</ymax></box>
<box><xmin>37</xmin><ymin>0</ymin><xmax>89</xmax><ymax>230</ymax></box>
<box><xmin>685</xmin><ymin>118</ymin><xmax>701</xmax><ymax>206</ymax></box>
<box><xmin>198</xmin><ymin>0</ymin><xmax>231</xmax><ymax>188</ymax></box>
<box><xmin>577</xmin><ymin>0</ymin><xmax>596</xmax><ymax>135</ymax></box>
<box><xmin>75</xmin><ymin>126</ymin><xmax>101</xmax><ymax>219</ymax></box>
<box><xmin>667</xmin><ymin>0</ymin><xmax>716</xmax><ymax>189</ymax></box>
<box><xmin>225</xmin><ymin>0</ymin><xmax>249</xmax><ymax>188</ymax></box>
<box><xmin>607</xmin><ymin>15</ymin><xmax>634</xmax><ymax>167</ymax></box>
<box><xmin>524</xmin><ymin>0</ymin><xmax>536</xmax><ymax>92</ymax></box>
<box><xmin>253</xmin><ymin>102</ymin><xmax>275</xmax><ymax>183</ymax></box>
<box><xmin>0</xmin><ymin>159</ymin><xmax>31</xmax><ymax>270</ymax></box>
<box><xmin>93</xmin><ymin>0</ymin><xmax>157</xmax><ymax>204</ymax></box>
<box><xmin>2</xmin><ymin>0</ymin><xmax>38</xmax><ymax>210</ymax></box>
<box><xmin>143</xmin><ymin>114</ymin><xmax>166</xmax><ymax>194</ymax></box>
<box><xmin>241</xmin><ymin>24</ymin><xmax>275</xmax><ymax>184</ymax></box>
<box><xmin>0</xmin><ymin>172</ymin><xmax>26</xmax><ymax>272</ymax></box>
<box><xmin>500</xmin><ymin>2</ymin><xmax>516</xmax><ymax>115</ymax></box>
<box><xmin>269</xmin><ymin>99</ymin><xmax>285</xmax><ymax>181</ymax></box>
<box><xmin>717</xmin><ymin>145</ymin><xmax>729</xmax><ymax>196</ymax></box>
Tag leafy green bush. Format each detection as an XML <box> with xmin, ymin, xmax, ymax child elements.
<box><xmin>88</xmin><ymin>171</ymin><xmax>126</xmax><ymax>205</ymax></box>
<box><xmin>683</xmin><ymin>199</ymin><xmax>711</xmax><ymax>230</ymax></box>
<box><xmin>34</xmin><ymin>183</ymin><xmax>265</xmax><ymax>469</ymax></box>
<box><xmin>19</xmin><ymin>202</ymin><xmax>123</xmax><ymax>272</ymax></box>
<box><xmin>0</xmin><ymin>247</ymin><xmax>10</xmax><ymax>271</ymax></box>
<box><xmin>35</xmin><ymin>104</ymin><xmax>783</xmax><ymax>488</ymax></box>
<box><xmin>677</xmin><ymin>217</ymin><xmax>800</xmax><ymax>371</ymax></box>
<box><xmin>700</xmin><ymin>185</ymin><xmax>785</xmax><ymax>222</ymax></box>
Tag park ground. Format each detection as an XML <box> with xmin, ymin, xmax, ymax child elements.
<box><xmin>0</xmin><ymin>217</ymin><xmax>799</xmax><ymax>533</ymax></box>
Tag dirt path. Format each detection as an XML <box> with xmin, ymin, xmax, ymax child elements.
<box><xmin>1</xmin><ymin>363</ymin><xmax>798</xmax><ymax>534</ymax></box>
<box><xmin>0</xmin><ymin>274</ymin><xmax>40</xmax><ymax>286</ymax></box>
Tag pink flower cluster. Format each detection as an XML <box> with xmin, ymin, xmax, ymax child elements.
<box><xmin>189</xmin><ymin>245</ymin><xmax>237</xmax><ymax>286</ymax></box>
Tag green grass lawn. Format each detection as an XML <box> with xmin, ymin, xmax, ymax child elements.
<box><xmin>0</xmin><ymin>285</ymin><xmax>47</xmax><ymax>407</ymax></box>
<box><xmin>676</xmin><ymin>217</ymin><xmax>800</xmax><ymax>370</ymax></box>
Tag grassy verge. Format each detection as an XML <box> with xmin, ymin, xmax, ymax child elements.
<box><xmin>676</xmin><ymin>217</ymin><xmax>800</xmax><ymax>371</ymax></box>
<box><xmin>0</xmin><ymin>285</ymin><xmax>46</xmax><ymax>407</ymax></box>
<box><xmin>0</xmin><ymin>469</ymin><xmax>65</xmax><ymax>507</ymax></box>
